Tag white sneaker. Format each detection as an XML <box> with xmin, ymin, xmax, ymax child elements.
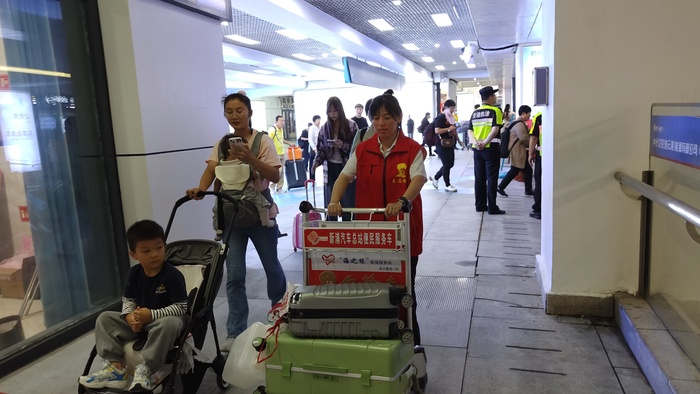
<box><xmin>129</xmin><ymin>363</ymin><xmax>152</xmax><ymax>392</ymax></box>
<box><xmin>78</xmin><ymin>361</ymin><xmax>128</xmax><ymax>389</ymax></box>
<box><xmin>445</xmin><ymin>185</ymin><xmax>458</xmax><ymax>192</ymax></box>
<box><xmin>221</xmin><ymin>337</ymin><xmax>236</xmax><ymax>352</ymax></box>
<box><xmin>429</xmin><ymin>176</ymin><xmax>438</xmax><ymax>189</ymax></box>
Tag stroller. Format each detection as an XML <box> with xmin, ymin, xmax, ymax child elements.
<box><xmin>78</xmin><ymin>192</ymin><xmax>237</xmax><ymax>393</ymax></box>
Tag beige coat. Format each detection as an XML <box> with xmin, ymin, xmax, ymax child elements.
<box><xmin>508</xmin><ymin>121</ymin><xmax>530</xmax><ymax>169</ymax></box>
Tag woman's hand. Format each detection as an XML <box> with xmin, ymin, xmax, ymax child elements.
<box><xmin>328</xmin><ymin>202</ymin><xmax>343</xmax><ymax>217</ymax></box>
<box><xmin>332</xmin><ymin>139</ymin><xmax>343</xmax><ymax>148</ymax></box>
<box><xmin>186</xmin><ymin>187</ymin><xmax>204</xmax><ymax>200</ymax></box>
<box><xmin>230</xmin><ymin>141</ymin><xmax>254</xmax><ymax>162</ymax></box>
<box><xmin>385</xmin><ymin>202</ymin><xmax>402</xmax><ymax>217</ymax></box>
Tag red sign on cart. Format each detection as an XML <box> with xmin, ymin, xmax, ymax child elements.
<box><xmin>303</xmin><ymin>228</ymin><xmax>398</xmax><ymax>249</ymax></box>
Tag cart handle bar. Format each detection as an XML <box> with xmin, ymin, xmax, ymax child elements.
<box><xmin>298</xmin><ymin>201</ymin><xmax>409</xmax><ymax>215</ymax></box>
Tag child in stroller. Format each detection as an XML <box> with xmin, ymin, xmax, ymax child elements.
<box><xmin>78</xmin><ymin>220</ymin><xmax>187</xmax><ymax>391</ymax></box>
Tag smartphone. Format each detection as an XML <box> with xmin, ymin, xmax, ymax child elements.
<box><xmin>229</xmin><ymin>137</ymin><xmax>243</xmax><ymax>147</ymax></box>
<box><xmin>327</xmin><ymin>139</ymin><xmax>336</xmax><ymax>144</ymax></box>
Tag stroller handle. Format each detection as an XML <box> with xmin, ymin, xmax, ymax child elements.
<box><xmin>165</xmin><ymin>191</ymin><xmax>240</xmax><ymax>241</ymax></box>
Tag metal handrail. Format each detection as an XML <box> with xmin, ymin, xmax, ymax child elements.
<box><xmin>614</xmin><ymin>171</ymin><xmax>700</xmax><ymax>244</ymax></box>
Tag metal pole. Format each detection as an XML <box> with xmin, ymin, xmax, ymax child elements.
<box><xmin>638</xmin><ymin>170</ymin><xmax>654</xmax><ymax>298</ymax></box>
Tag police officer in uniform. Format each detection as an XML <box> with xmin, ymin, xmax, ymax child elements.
<box><xmin>529</xmin><ymin>112</ymin><xmax>543</xmax><ymax>219</ymax></box>
<box><xmin>467</xmin><ymin>86</ymin><xmax>505</xmax><ymax>214</ymax></box>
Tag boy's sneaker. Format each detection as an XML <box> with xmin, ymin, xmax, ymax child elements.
<box><xmin>78</xmin><ymin>361</ymin><xmax>128</xmax><ymax>389</ymax></box>
<box><xmin>129</xmin><ymin>363</ymin><xmax>152</xmax><ymax>392</ymax></box>
<box><xmin>445</xmin><ymin>185</ymin><xmax>458</xmax><ymax>192</ymax></box>
<box><xmin>429</xmin><ymin>176</ymin><xmax>438</xmax><ymax>189</ymax></box>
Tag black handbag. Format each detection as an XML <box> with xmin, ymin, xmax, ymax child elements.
<box><xmin>440</xmin><ymin>138</ymin><xmax>456</xmax><ymax>148</ymax></box>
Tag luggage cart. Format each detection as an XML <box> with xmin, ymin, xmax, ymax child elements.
<box><xmin>297</xmin><ymin>201</ymin><xmax>414</xmax><ymax>340</ymax></box>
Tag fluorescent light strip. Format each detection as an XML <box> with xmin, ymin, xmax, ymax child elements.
<box><xmin>0</xmin><ymin>65</ymin><xmax>70</xmax><ymax>78</ymax></box>
<box><xmin>292</xmin><ymin>53</ymin><xmax>314</xmax><ymax>61</ymax></box>
<box><xmin>402</xmin><ymin>43</ymin><xmax>419</xmax><ymax>50</ymax></box>
<box><xmin>366</xmin><ymin>61</ymin><xmax>381</xmax><ymax>68</ymax></box>
<box><xmin>332</xmin><ymin>49</ymin><xmax>353</xmax><ymax>57</ymax></box>
<box><xmin>435</xmin><ymin>65</ymin><xmax>445</xmax><ymax>70</ymax></box>
<box><xmin>253</xmin><ymin>70</ymin><xmax>274</xmax><ymax>75</ymax></box>
<box><xmin>450</xmin><ymin>39</ymin><xmax>465</xmax><ymax>48</ymax></box>
<box><xmin>276</xmin><ymin>29</ymin><xmax>308</xmax><ymax>40</ymax></box>
<box><xmin>421</xmin><ymin>56</ymin><xmax>435</xmax><ymax>62</ymax></box>
<box><xmin>368</xmin><ymin>18</ymin><xmax>394</xmax><ymax>31</ymax></box>
<box><xmin>380</xmin><ymin>50</ymin><xmax>395</xmax><ymax>60</ymax></box>
<box><xmin>431</xmin><ymin>13</ymin><xmax>453</xmax><ymax>27</ymax></box>
<box><xmin>225</xmin><ymin>34</ymin><xmax>260</xmax><ymax>45</ymax></box>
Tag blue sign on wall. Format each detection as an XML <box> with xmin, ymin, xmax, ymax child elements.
<box><xmin>650</xmin><ymin>115</ymin><xmax>700</xmax><ymax>169</ymax></box>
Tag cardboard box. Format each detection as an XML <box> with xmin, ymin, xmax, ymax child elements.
<box><xmin>0</xmin><ymin>264</ymin><xmax>24</xmax><ymax>299</ymax></box>
<box><xmin>0</xmin><ymin>255</ymin><xmax>35</xmax><ymax>299</ymax></box>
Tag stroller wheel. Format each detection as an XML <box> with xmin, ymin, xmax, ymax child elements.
<box><xmin>216</xmin><ymin>373</ymin><xmax>229</xmax><ymax>390</ymax></box>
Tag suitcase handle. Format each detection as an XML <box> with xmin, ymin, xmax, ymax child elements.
<box><xmin>302</xmin><ymin>363</ymin><xmax>348</xmax><ymax>374</ymax></box>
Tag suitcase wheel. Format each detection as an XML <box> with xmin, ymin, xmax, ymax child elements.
<box><xmin>397</xmin><ymin>320</ymin><xmax>405</xmax><ymax>330</ymax></box>
<box><xmin>254</xmin><ymin>386</ymin><xmax>267</xmax><ymax>394</ymax></box>
<box><xmin>294</xmin><ymin>247</ymin><xmax>297</xmax><ymax>252</ymax></box>
<box><xmin>401</xmin><ymin>329</ymin><xmax>414</xmax><ymax>344</ymax></box>
<box><xmin>401</xmin><ymin>294</ymin><xmax>414</xmax><ymax>309</ymax></box>
<box><xmin>419</xmin><ymin>374</ymin><xmax>428</xmax><ymax>391</ymax></box>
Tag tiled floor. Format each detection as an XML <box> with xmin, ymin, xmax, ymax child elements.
<box><xmin>0</xmin><ymin>147</ymin><xmax>652</xmax><ymax>393</ymax></box>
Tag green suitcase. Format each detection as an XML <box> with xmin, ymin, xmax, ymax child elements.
<box><xmin>258</xmin><ymin>332</ymin><xmax>416</xmax><ymax>394</ymax></box>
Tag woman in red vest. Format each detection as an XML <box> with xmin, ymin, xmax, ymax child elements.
<box><xmin>328</xmin><ymin>89</ymin><xmax>427</xmax><ymax>345</ymax></box>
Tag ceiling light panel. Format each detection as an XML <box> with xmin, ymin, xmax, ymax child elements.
<box><xmin>224</xmin><ymin>34</ymin><xmax>260</xmax><ymax>45</ymax></box>
<box><xmin>431</xmin><ymin>13</ymin><xmax>453</xmax><ymax>27</ymax></box>
<box><xmin>402</xmin><ymin>43</ymin><xmax>419</xmax><ymax>50</ymax></box>
<box><xmin>435</xmin><ymin>65</ymin><xmax>445</xmax><ymax>70</ymax></box>
<box><xmin>292</xmin><ymin>53</ymin><xmax>315</xmax><ymax>61</ymax></box>
<box><xmin>450</xmin><ymin>39</ymin><xmax>465</xmax><ymax>48</ymax></box>
<box><xmin>368</xmin><ymin>18</ymin><xmax>395</xmax><ymax>31</ymax></box>
<box><xmin>422</xmin><ymin>56</ymin><xmax>435</xmax><ymax>62</ymax></box>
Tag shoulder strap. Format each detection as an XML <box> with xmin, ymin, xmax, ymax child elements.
<box><xmin>251</xmin><ymin>130</ymin><xmax>264</xmax><ymax>157</ymax></box>
<box><xmin>359</xmin><ymin>127</ymin><xmax>368</xmax><ymax>141</ymax></box>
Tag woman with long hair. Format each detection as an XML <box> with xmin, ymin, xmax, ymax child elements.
<box><xmin>186</xmin><ymin>93</ymin><xmax>286</xmax><ymax>348</ymax></box>
<box><xmin>312</xmin><ymin>97</ymin><xmax>358</xmax><ymax>220</ymax></box>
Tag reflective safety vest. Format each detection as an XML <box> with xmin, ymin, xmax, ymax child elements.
<box><xmin>470</xmin><ymin>104</ymin><xmax>503</xmax><ymax>148</ymax></box>
<box><xmin>529</xmin><ymin>112</ymin><xmax>543</xmax><ymax>156</ymax></box>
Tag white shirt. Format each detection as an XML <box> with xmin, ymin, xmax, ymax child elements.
<box><xmin>308</xmin><ymin>124</ymin><xmax>320</xmax><ymax>152</ymax></box>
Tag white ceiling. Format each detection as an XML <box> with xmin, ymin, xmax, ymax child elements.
<box><xmin>223</xmin><ymin>0</ymin><xmax>542</xmax><ymax>95</ymax></box>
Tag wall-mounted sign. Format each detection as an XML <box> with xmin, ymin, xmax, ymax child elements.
<box><xmin>650</xmin><ymin>105</ymin><xmax>700</xmax><ymax>170</ymax></box>
<box><xmin>161</xmin><ymin>0</ymin><xmax>231</xmax><ymax>21</ymax></box>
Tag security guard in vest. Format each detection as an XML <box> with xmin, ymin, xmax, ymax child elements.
<box><xmin>467</xmin><ymin>86</ymin><xmax>505</xmax><ymax>214</ymax></box>
<box><xmin>528</xmin><ymin>112</ymin><xmax>543</xmax><ymax>219</ymax></box>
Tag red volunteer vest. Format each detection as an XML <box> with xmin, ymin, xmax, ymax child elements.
<box><xmin>355</xmin><ymin>132</ymin><xmax>424</xmax><ymax>256</ymax></box>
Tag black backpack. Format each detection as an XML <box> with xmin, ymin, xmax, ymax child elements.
<box><xmin>500</xmin><ymin>120</ymin><xmax>524</xmax><ymax>159</ymax></box>
<box><xmin>423</xmin><ymin>122</ymin><xmax>439</xmax><ymax>146</ymax></box>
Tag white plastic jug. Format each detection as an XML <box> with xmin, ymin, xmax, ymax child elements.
<box><xmin>222</xmin><ymin>321</ymin><xmax>269</xmax><ymax>389</ymax></box>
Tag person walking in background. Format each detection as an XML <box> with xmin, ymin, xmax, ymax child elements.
<box><xmin>308</xmin><ymin>115</ymin><xmax>321</xmax><ymax>180</ymax></box>
<box><xmin>268</xmin><ymin>115</ymin><xmax>293</xmax><ymax>193</ymax></box>
<box><xmin>298</xmin><ymin>122</ymin><xmax>312</xmax><ymax>173</ymax></box>
<box><xmin>312</xmin><ymin>97</ymin><xmax>358</xmax><ymax>220</ymax></box>
<box><xmin>327</xmin><ymin>89</ymin><xmax>426</xmax><ymax>345</ymax></box>
<box><xmin>351</xmin><ymin>103</ymin><xmax>369</xmax><ymax>130</ymax></box>
<box><xmin>419</xmin><ymin>112</ymin><xmax>435</xmax><ymax>156</ymax></box>
<box><xmin>497</xmin><ymin>105</ymin><xmax>533</xmax><ymax>197</ymax></box>
<box><xmin>350</xmin><ymin>99</ymin><xmax>375</xmax><ymax>154</ymax></box>
<box><xmin>468</xmin><ymin>86</ymin><xmax>505</xmax><ymax>215</ymax></box>
<box><xmin>187</xmin><ymin>93</ymin><xmax>286</xmax><ymax>347</ymax></box>
<box><xmin>529</xmin><ymin>112</ymin><xmax>543</xmax><ymax>219</ymax></box>
<box><xmin>406</xmin><ymin>114</ymin><xmax>415</xmax><ymax>139</ymax></box>
<box><xmin>429</xmin><ymin>100</ymin><xmax>458</xmax><ymax>192</ymax></box>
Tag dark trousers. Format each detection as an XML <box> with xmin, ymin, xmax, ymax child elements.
<box><xmin>473</xmin><ymin>145</ymin><xmax>501</xmax><ymax>212</ymax></box>
<box><xmin>499</xmin><ymin>161</ymin><xmax>533</xmax><ymax>193</ymax></box>
<box><xmin>324</xmin><ymin>162</ymin><xmax>354</xmax><ymax>221</ymax></box>
<box><xmin>410</xmin><ymin>255</ymin><xmax>420</xmax><ymax>346</ymax></box>
<box><xmin>308</xmin><ymin>150</ymin><xmax>316</xmax><ymax>180</ymax></box>
<box><xmin>532</xmin><ymin>154</ymin><xmax>542</xmax><ymax>213</ymax></box>
<box><xmin>434</xmin><ymin>144</ymin><xmax>455</xmax><ymax>186</ymax></box>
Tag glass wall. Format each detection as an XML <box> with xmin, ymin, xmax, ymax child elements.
<box><xmin>0</xmin><ymin>0</ymin><xmax>124</xmax><ymax>366</ymax></box>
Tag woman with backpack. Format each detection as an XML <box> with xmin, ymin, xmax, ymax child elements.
<box><xmin>186</xmin><ymin>93</ymin><xmax>287</xmax><ymax>350</ymax></box>
<box><xmin>419</xmin><ymin>112</ymin><xmax>435</xmax><ymax>156</ymax></box>
<box><xmin>497</xmin><ymin>105</ymin><xmax>534</xmax><ymax>197</ymax></box>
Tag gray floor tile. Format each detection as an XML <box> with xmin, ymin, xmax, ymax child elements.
<box><xmin>597</xmin><ymin>326</ymin><xmax>641</xmax><ymax>369</ymax></box>
<box><xmin>615</xmin><ymin>367</ymin><xmax>653</xmax><ymax>394</ymax></box>
<box><xmin>419</xmin><ymin>307</ymin><xmax>471</xmax><ymax>348</ymax></box>
<box><xmin>422</xmin><ymin>346</ymin><xmax>467</xmax><ymax>394</ymax></box>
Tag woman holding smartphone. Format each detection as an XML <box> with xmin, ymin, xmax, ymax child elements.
<box><xmin>186</xmin><ymin>93</ymin><xmax>286</xmax><ymax>349</ymax></box>
<box><xmin>312</xmin><ymin>97</ymin><xmax>358</xmax><ymax>220</ymax></box>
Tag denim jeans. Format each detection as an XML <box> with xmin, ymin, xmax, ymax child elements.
<box><xmin>225</xmin><ymin>220</ymin><xmax>286</xmax><ymax>338</ymax></box>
